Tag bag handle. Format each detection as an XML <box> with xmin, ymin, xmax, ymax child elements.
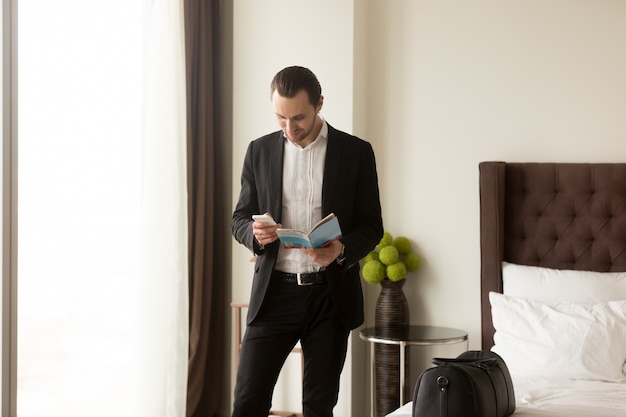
<box><xmin>432</xmin><ymin>357</ymin><xmax>498</xmax><ymax>367</ymax></box>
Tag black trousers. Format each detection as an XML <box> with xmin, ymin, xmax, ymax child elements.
<box><xmin>232</xmin><ymin>276</ymin><xmax>350</xmax><ymax>417</ymax></box>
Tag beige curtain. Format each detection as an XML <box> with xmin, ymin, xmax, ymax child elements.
<box><xmin>185</xmin><ymin>1</ymin><xmax>229</xmax><ymax>416</ymax></box>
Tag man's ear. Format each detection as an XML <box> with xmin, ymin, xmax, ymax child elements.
<box><xmin>316</xmin><ymin>95</ymin><xmax>324</xmax><ymax>113</ymax></box>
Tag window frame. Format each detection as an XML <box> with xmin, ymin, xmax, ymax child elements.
<box><xmin>2</xmin><ymin>0</ymin><xmax>18</xmax><ymax>416</ymax></box>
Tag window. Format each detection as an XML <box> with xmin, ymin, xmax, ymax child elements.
<box><xmin>17</xmin><ymin>2</ymin><xmax>143</xmax><ymax>415</ymax></box>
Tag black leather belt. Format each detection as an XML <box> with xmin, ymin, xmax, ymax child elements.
<box><xmin>273</xmin><ymin>270</ymin><xmax>327</xmax><ymax>286</ymax></box>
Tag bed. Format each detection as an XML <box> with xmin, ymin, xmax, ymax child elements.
<box><xmin>387</xmin><ymin>162</ymin><xmax>626</xmax><ymax>417</ymax></box>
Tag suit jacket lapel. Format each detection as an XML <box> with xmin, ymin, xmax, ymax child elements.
<box><xmin>323</xmin><ymin>124</ymin><xmax>342</xmax><ymax>215</ymax></box>
<box><xmin>269</xmin><ymin>132</ymin><xmax>284</xmax><ymax>220</ymax></box>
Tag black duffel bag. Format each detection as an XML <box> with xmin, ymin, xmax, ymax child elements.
<box><xmin>412</xmin><ymin>350</ymin><xmax>515</xmax><ymax>417</ymax></box>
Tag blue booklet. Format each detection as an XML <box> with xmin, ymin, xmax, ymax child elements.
<box><xmin>276</xmin><ymin>213</ymin><xmax>342</xmax><ymax>249</ymax></box>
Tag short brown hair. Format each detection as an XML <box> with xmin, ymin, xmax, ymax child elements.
<box><xmin>270</xmin><ymin>66</ymin><xmax>322</xmax><ymax>106</ymax></box>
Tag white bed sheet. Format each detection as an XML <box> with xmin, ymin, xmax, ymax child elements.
<box><xmin>385</xmin><ymin>376</ymin><xmax>626</xmax><ymax>417</ymax></box>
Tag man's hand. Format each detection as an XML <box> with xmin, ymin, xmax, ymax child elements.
<box><xmin>252</xmin><ymin>214</ymin><xmax>281</xmax><ymax>246</ymax></box>
<box><xmin>303</xmin><ymin>240</ymin><xmax>344</xmax><ymax>267</ymax></box>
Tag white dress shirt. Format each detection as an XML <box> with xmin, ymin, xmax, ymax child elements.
<box><xmin>275</xmin><ymin>118</ymin><xmax>328</xmax><ymax>274</ymax></box>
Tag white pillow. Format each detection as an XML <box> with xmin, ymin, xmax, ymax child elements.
<box><xmin>490</xmin><ymin>292</ymin><xmax>626</xmax><ymax>382</ymax></box>
<box><xmin>502</xmin><ymin>262</ymin><xmax>626</xmax><ymax>303</ymax></box>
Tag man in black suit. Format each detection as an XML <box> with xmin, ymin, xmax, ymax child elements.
<box><xmin>231</xmin><ymin>66</ymin><xmax>383</xmax><ymax>417</ymax></box>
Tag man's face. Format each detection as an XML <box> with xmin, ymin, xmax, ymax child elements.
<box><xmin>272</xmin><ymin>89</ymin><xmax>323</xmax><ymax>147</ymax></box>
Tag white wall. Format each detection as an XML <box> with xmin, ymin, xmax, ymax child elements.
<box><xmin>230</xmin><ymin>1</ymin><xmax>626</xmax><ymax>416</ymax></box>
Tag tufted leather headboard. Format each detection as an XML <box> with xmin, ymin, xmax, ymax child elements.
<box><xmin>479</xmin><ymin>162</ymin><xmax>626</xmax><ymax>349</ymax></box>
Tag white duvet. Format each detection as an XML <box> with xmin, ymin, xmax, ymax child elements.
<box><xmin>386</xmin><ymin>376</ymin><xmax>626</xmax><ymax>417</ymax></box>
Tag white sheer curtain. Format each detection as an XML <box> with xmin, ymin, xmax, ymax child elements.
<box><xmin>139</xmin><ymin>0</ymin><xmax>189</xmax><ymax>416</ymax></box>
<box><xmin>17</xmin><ymin>1</ymin><xmax>188</xmax><ymax>416</ymax></box>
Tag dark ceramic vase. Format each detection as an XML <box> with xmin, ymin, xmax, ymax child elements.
<box><xmin>374</xmin><ymin>279</ymin><xmax>410</xmax><ymax>417</ymax></box>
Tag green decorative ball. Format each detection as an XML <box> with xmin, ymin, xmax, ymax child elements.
<box><xmin>363</xmin><ymin>250</ymin><xmax>380</xmax><ymax>263</ymax></box>
<box><xmin>386</xmin><ymin>262</ymin><xmax>407</xmax><ymax>282</ymax></box>
<box><xmin>404</xmin><ymin>252</ymin><xmax>422</xmax><ymax>272</ymax></box>
<box><xmin>393</xmin><ymin>236</ymin><xmax>411</xmax><ymax>255</ymax></box>
<box><xmin>377</xmin><ymin>231</ymin><xmax>393</xmax><ymax>249</ymax></box>
<box><xmin>378</xmin><ymin>245</ymin><xmax>399</xmax><ymax>266</ymax></box>
<box><xmin>360</xmin><ymin>229</ymin><xmax>422</xmax><ymax>285</ymax></box>
<box><xmin>362</xmin><ymin>260</ymin><xmax>385</xmax><ymax>284</ymax></box>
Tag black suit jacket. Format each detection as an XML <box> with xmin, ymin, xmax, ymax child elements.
<box><xmin>232</xmin><ymin>124</ymin><xmax>383</xmax><ymax>330</ymax></box>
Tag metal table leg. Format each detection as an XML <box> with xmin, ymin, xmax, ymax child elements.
<box><xmin>399</xmin><ymin>341</ymin><xmax>406</xmax><ymax>406</ymax></box>
<box><xmin>370</xmin><ymin>342</ymin><xmax>375</xmax><ymax>417</ymax></box>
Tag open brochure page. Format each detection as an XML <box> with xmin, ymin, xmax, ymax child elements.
<box><xmin>276</xmin><ymin>213</ymin><xmax>342</xmax><ymax>249</ymax></box>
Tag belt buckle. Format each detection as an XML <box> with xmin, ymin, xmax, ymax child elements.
<box><xmin>296</xmin><ymin>273</ymin><xmax>313</xmax><ymax>286</ymax></box>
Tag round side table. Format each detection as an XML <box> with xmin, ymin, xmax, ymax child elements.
<box><xmin>359</xmin><ymin>325</ymin><xmax>468</xmax><ymax>417</ymax></box>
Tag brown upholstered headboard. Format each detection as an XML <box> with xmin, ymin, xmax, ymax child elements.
<box><xmin>479</xmin><ymin>162</ymin><xmax>626</xmax><ymax>349</ymax></box>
